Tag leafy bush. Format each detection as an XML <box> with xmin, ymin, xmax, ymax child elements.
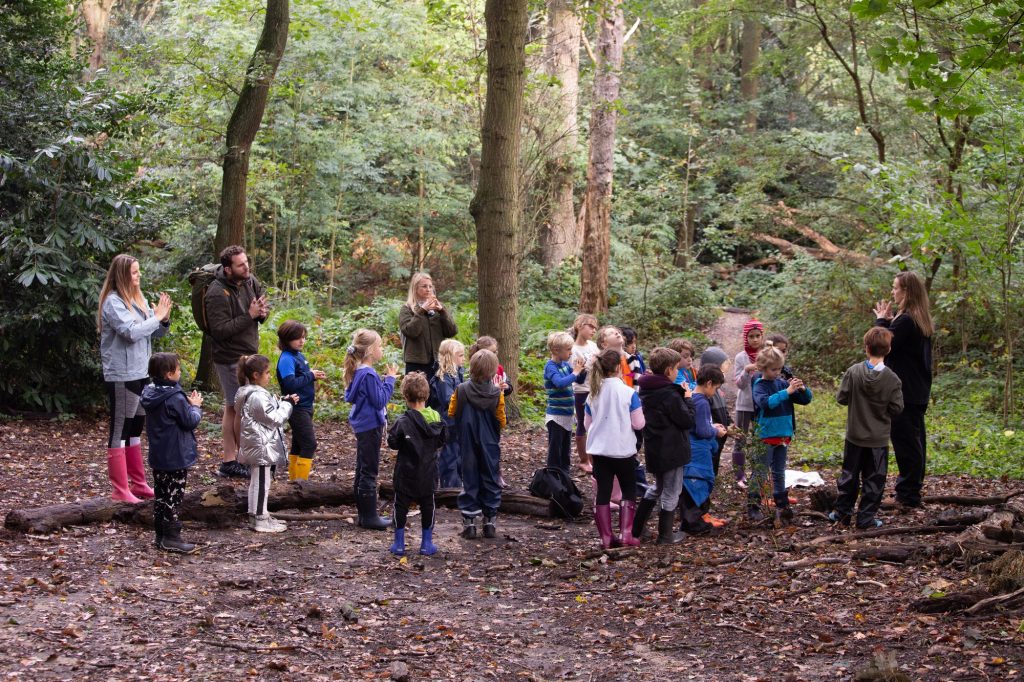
<box><xmin>0</xmin><ymin>0</ymin><xmax>155</xmax><ymax>412</ymax></box>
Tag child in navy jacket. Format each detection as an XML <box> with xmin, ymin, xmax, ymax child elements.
<box><xmin>140</xmin><ymin>353</ymin><xmax>203</xmax><ymax>554</ymax></box>
<box><xmin>749</xmin><ymin>346</ymin><xmax>812</xmax><ymax>522</ymax></box>
<box><xmin>276</xmin><ymin>320</ymin><xmax>327</xmax><ymax>481</ymax></box>
<box><xmin>343</xmin><ymin>328</ymin><xmax>397</xmax><ymax>530</ymax></box>
<box><xmin>429</xmin><ymin>339</ymin><xmax>466</xmax><ymax>488</ymax></box>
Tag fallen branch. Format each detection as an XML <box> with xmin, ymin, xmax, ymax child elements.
<box><xmin>200</xmin><ymin>639</ymin><xmax>297</xmax><ymax>653</ymax></box>
<box><xmin>781</xmin><ymin>556</ymin><xmax>848</xmax><ymax>570</ymax></box>
<box><xmin>715</xmin><ymin>621</ymin><xmax>767</xmax><ymax>639</ymax></box>
<box><xmin>805</xmin><ymin>525</ymin><xmax>968</xmax><ymax>547</ymax></box>
<box><xmin>965</xmin><ymin>586</ymin><xmax>1024</xmax><ymax>615</ymax></box>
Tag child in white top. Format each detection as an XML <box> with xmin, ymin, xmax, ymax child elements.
<box><xmin>585</xmin><ymin>349</ymin><xmax>646</xmax><ymax>549</ymax></box>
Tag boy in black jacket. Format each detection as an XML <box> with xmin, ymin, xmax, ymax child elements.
<box><xmin>633</xmin><ymin>348</ymin><xmax>696</xmax><ymax>544</ymax></box>
<box><xmin>387</xmin><ymin>372</ymin><xmax>447</xmax><ymax>556</ymax></box>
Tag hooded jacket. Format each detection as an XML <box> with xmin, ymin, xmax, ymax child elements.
<box><xmin>751</xmin><ymin>376</ymin><xmax>813</xmax><ymax>440</ymax></box>
<box><xmin>388</xmin><ymin>407</ymin><xmax>447</xmax><ymax>498</ymax></box>
<box><xmin>448</xmin><ymin>380</ymin><xmax>506</xmax><ymax>458</ymax></box>
<box><xmin>837</xmin><ymin>361</ymin><xmax>904</xmax><ymax>447</ymax></box>
<box><xmin>684</xmin><ymin>392</ymin><xmax>719</xmax><ymax>507</ymax></box>
<box><xmin>344</xmin><ymin>366</ymin><xmax>396</xmax><ymax>433</ymax></box>
<box><xmin>235</xmin><ymin>384</ymin><xmax>292</xmax><ymax>467</ymax></box>
<box><xmin>637</xmin><ymin>374</ymin><xmax>695</xmax><ymax>474</ymax></box>
<box><xmin>399</xmin><ymin>304</ymin><xmax>458</xmax><ymax>366</ymax></box>
<box><xmin>140</xmin><ymin>380</ymin><xmax>201</xmax><ymax>471</ymax></box>
<box><xmin>100</xmin><ymin>294</ymin><xmax>169</xmax><ymax>382</ymax></box>
<box><xmin>204</xmin><ymin>266</ymin><xmax>267</xmax><ymax>365</ymax></box>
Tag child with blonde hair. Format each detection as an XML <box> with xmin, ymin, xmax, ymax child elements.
<box><xmin>544</xmin><ymin>331</ymin><xmax>584</xmax><ymax>472</ymax></box>
<box><xmin>235</xmin><ymin>354</ymin><xmax>298</xmax><ymax>533</ymax></box>
<box><xmin>748</xmin><ymin>345</ymin><xmax>813</xmax><ymax>522</ymax></box>
<box><xmin>343</xmin><ymin>328</ymin><xmax>398</xmax><ymax>530</ymax></box>
<box><xmin>449</xmin><ymin>349</ymin><xmax>506</xmax><ymax>539</ymax></box>
<box><xmin>586</xmin><ymin>349</ymin><xmax>646</xmax><ymax>548</ymax></box>
<box><xmin>430</xmin><ymin>339</ymin><xmax>466</xmax><ymax>488</ymax></box>
<box><xmin>569</xmin><ymin>314</ymin><xmax>599</xmax><ymax>473</ymax></box>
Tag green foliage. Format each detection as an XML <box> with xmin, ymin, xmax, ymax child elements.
<box><xmin>0</xmin><ymin>0</ymin><xmax>156</xmax><ymax>411</ymax></box>
<box><xmin>797</xmin><ymin>367</ymin><xmax>1024</xmax><ymax>479</ymax></box>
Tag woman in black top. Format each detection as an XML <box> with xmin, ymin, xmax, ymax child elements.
<box><xmin>873</xmin><ymin>271</ymin><xmax>934</xmax><ymax>507</ymax></box>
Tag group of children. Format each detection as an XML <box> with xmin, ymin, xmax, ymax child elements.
<box><xmin>140</xmin><ymin>311</ymin><xmax>901</xmax><ymax>555</ymax></box>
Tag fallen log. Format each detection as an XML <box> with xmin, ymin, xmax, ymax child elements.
<box><xmin>4</xmin><ymin>481</ymin><xmax>554</xmax><ymax>534</ymax></box>
<box><xmin>912</xmin><ymin>588</ymin><xmax>993</xmax><ymax>614</ymax></box>
<box><xmin>852</xmin><ymin>545</ymin><xmax>919</xmax><ymax>563</ymax></box>
<box><xmin>808</xmin><ymin>489</ymin><xmax>1024</xmax><ymax>513</ymax></box>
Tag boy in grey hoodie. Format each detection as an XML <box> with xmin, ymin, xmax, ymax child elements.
<box><xmin>831</xmin><ymin>327</ymin><xmax>904</xmax><ymax>529</ymax></box>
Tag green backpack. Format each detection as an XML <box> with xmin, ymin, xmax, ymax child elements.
<box><xmin>187</xmin><ymin>264</ymin><xmax>220</xmax><ymax>333</ymax></box>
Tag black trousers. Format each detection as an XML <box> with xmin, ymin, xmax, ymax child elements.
<box><xmin>891</xmin><ymin>403</ymin><xmax>927</xmax><ymax>505</ymax></box>
<box><xmin>393</xmin><ymin>490</ymin><xmax>435</xmax><ymax>530</ymax></box>
<box><xmin>834</xmin><ymin>440</ymin><xmax>888</xmax><ymax>527</ymax></box>
<box><xmin>546</xmin><ymin>421</ymin><xmax>573</xmax><ymax>472</ymax></box>
<box><xmin>592</xmin><ymin>455</ymin><xmax>637</xmax><ymax>504</ymax></box>
<box><xmin>288</xmin><ymin>408</ymin><xmax>317</xmax><ymax>457</ymax></box>
<box><xmin>354</xmin><ymin>427</ymin><xmax>383</xmax><ymax>497</ymax></box>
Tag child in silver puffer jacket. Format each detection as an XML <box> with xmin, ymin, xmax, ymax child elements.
<box><xmin>235</xmin><ymin>354</ymin><xmax>298</xmax><ymax>533</ymax></box>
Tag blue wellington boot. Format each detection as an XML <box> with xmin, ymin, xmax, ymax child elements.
<box><xmin>419</xmin><ymin>526</ymin><xmax>438</xmax><ymax>555</ymax></box>
<box><xmin>389</xmin><ymin>527</ymin><xmax>406</xmax><ymax>556</ymax></box>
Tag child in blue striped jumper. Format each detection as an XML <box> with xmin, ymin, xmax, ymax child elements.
<box><xmin>544</xmin><ymin>332</ymin><xmax>585</xmax><ymax>473</ymax></box>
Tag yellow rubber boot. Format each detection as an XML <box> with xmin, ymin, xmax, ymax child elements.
<box><xmin>293</xmin><ymin>457</ymin><xmax>312</xmax><ymax>481</ymax></box>
<box><xmin>287</xmin><ymin>455</ymin><xmax>298</xmax><ymax>482</ymax></box>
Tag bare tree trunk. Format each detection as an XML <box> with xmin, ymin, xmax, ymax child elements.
<box><xmin>740</xmin><ymin>17</ymin><xmax>761</xmax><ymax>132</ymax></box>
<box><xmin>579</xmin><ymin>0</ymin><xmax>624</xmax><ymax>314</ymax></box>
<box><xmin>539</xmin><ymin>0</ymin><xmax>582</xmax><ymax>269</ymax></box>
<box><xmin>470</xmin><ymin>0</ymin><xmax>528</xmax><ymax>406</ymax></box>
<box><xmin>81</xmin><ymin>0</ymin><xmax>116</xmax><ymax>71</ymax></box>
<box><xmin>213</xmin><ymin>0</ymin><xmax>290</xmax><ymax>255</ymax></box>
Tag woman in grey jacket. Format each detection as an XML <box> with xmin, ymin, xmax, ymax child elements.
<box><xmin>97</xmin><ymin>254</ymin><xmax>172</xmax><ymax>502</ymax></box>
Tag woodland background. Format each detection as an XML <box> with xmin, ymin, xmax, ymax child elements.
<box><xmin>1</xmin><ymin>0</ymin><xmax>1022</xmax><ymax>475</ymax></box>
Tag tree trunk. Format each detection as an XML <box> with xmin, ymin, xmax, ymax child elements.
<box><xmin>579</xmin><ymin>0</ymin><xmax>624</xmax><ymax>314</ymax></box>
<box><xmin>470</xmin><ymin>0</ymin><xmax>528</xmax><ymax>405</ymax></box>
<box><xmin>538</xmin><ymin>0</ymin><xmax>582</xmax><ymax>269</ymax></box>
<box><xmin>213</xmin><ymin>0</ymin><xmax>290</xmax><ymax>255</ymax></box>
<box><xmin>81</xmin><ymin>0</ymin><xmax>116</xmax><ymax>72</ymax></box>
<box><xmin>740</xmin><ymin>17</ymin><xmax>761</xmax><ymax>132</ymax></box>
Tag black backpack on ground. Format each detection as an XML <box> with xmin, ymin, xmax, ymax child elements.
<box><xmin>528</xmin><ymin>466</ymin><xmax>585</xmax><ymax>519</ymax></box>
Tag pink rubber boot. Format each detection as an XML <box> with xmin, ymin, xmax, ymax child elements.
<box><xmin>124</xmin><ymin>443</ymin><xmax>154</xmax><ymax>499</ymax></box>
<box><xmin>107</xmin><ymin>448</ymin><xmax>142</xmax><ymax>503</ymax></box>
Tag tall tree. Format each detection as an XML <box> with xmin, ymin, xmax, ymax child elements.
<box><xmin>740</xmin><ymin>17</ymin><xmax>760</xmax><ymax>132</ymax></box>
<box><xmin>470</xmin><ymin>0</ymin><xmax>528</xmax><ymax>397</ymax></box>
<box><xmin>579</xmin><ymin>0</ymin><xmax>624</xmax><ymax>314</ymax></box>
<box><xmin>214</xmin><ymin>0</ymin><xmax>289</xmax><ymax>254</ymax></box>
<box><xmin>538</xmin><ymin>0</ymin><xmax>582</xmax><ymax>269</ymax></box>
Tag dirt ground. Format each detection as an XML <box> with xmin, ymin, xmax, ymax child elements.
<box><xmin>1</xmin><ymin>313</ymin><xmax>1022</xmax><ymax>681</ymax></box>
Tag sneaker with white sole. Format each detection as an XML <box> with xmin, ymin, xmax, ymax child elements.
<box><xmin>252</xmin><ymin>514</ymin><xmax>286</xmax><ymax>533</ymax></box>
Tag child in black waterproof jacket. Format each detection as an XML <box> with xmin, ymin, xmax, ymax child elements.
<box><xmin>140</xmin><ymin>352</ymin><xmax>203</xmax><ymax>554</ymax></box>
<box><xmin>387</xmin><ymin>372</ymin><xmax>447</xmax><ymax>556</ymax></box>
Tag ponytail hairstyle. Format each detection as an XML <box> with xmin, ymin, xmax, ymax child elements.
<box><xmin>895</xmin><ymin>271</ymin><xmax>934</xmax><ymax>338</ymax></box>
<box><xmin>755</xmin><ymin>346</ymin><xmax>786</xmax><ymax>373</ymax></box>
<box><xmin>469</xmin><ymin>335</ymin><xmax>497</xmax><ymax>358</ymax></box>
<box><xmin>97</xmin><ymin>254</ymin><xmax>147</xmax><ymax>333</ymax></box>
<box><xmin>436</xmin><ymin>339</ymin><xmax>465</xmax><ymax>379</ymax></box>
<box><xmin>343</xmin><ymin>328</ymin><xmax>381</xmax><ymax>386</ymax></box>
<box><xmin>589</xmin><ymin>348</ymin><xmax>623</xmax><ymax>397</ymax></box>
<box><xmin>237</xmin><ymin>354</ymin><xmax>271</xmax><ymax>386</ymax></box>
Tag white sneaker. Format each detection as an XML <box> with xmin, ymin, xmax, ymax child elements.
<box><xmin>253</xmin><ymin>514</ymin><xmax>286</xmax><ymax>533</ymax></box>
<box><xmin>269</xmin><ymin>516</ymin><xmax>288</xmax><ymax>531</ymax></box>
